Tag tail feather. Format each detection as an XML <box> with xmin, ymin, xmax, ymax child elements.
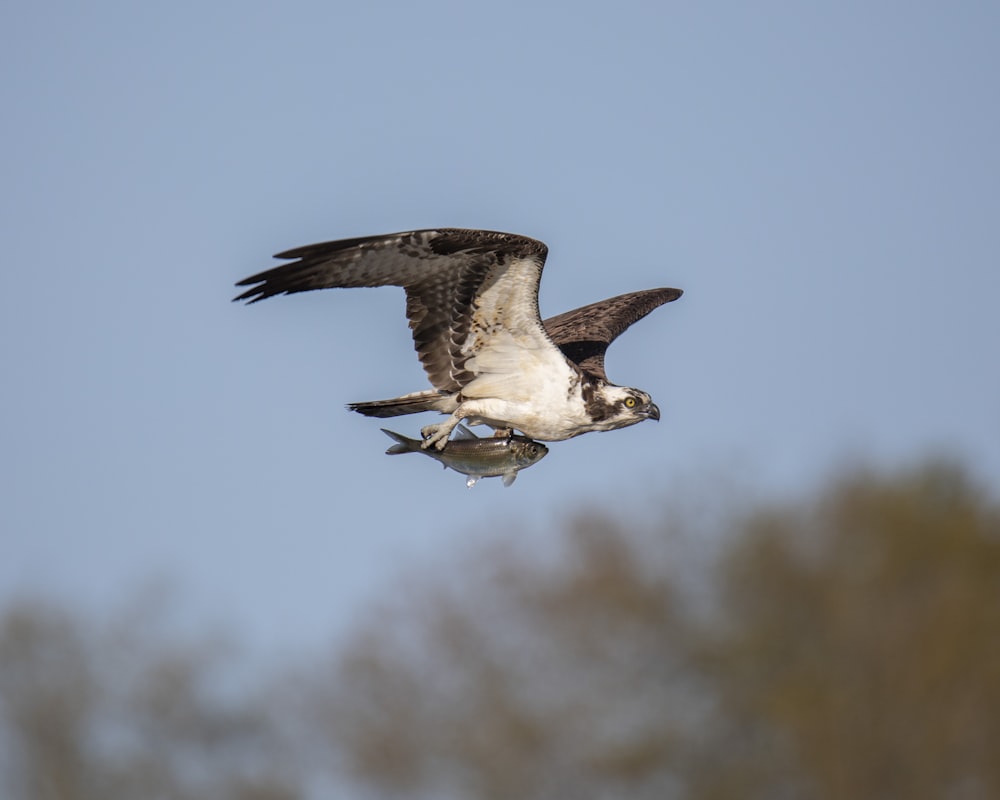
<box><xmin>349</xmin><ymin>390</ymin><xmax>452</xmax><ymax>418</ymax></box>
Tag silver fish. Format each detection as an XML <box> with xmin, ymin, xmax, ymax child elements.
<box><xmin>382</xmin><ymin>425</ymin><xmax>548</xmax><ymax>488</ymax></box>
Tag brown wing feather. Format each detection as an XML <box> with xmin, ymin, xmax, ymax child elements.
<box><xmin>542</xmin><ymin>288</ymin><xmax>683</xmax><ymax>381</ymax></box>
<box><xmin>234</xmin><ymin>229</ymin><xmax>549</xmax><ymax>393</ymax></box>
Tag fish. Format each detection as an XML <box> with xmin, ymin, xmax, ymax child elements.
<box><xmin>381</xmin><ymin>425</ymin><xmax>548</xmax><ymax>488</ymax></box>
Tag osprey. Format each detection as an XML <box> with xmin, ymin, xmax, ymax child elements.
<box><xmin>235</xmin><ymin>229</ymin><xmax>682</xmax><ymax>449</ymax></box>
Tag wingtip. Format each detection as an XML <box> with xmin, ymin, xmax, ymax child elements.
<box><xmin>231</xmin><ymin>281</ymin><xmax>267</xmax><ymax>304</ymax></box>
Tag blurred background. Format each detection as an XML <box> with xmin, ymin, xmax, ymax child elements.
<box><xmin>2</xmin><ymin>2</ymin><xmax>999</xmax><ymax>798</ymax></box>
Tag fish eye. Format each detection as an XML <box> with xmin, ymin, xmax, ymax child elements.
<box><xmin>623</xmin><ymin>396</ymin><xmax>637</xmax><ymax>409</ymax></box>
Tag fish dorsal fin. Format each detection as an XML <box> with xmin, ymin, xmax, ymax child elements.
<box><xmin>502</xmin><ymin>471</ymin><xmax>518</xmax><ymax>487</ymax></box>
<box><xmin>453</xmin><ymin>424</ymin><xmax>478</xmax><ymax>441</ymax></box>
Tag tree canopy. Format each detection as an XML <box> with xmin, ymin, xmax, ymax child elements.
<box><xmin>2</xmin><ymin>461</ymin><xmax>998</xmax><ymax>799</ymax></box>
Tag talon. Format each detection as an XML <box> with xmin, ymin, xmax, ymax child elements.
<box><xmin>420</xmin><ymin>424</ymin><xmax>449</xmax><ymax>450</ymax></box>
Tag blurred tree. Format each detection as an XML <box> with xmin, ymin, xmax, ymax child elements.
<box><xmin>0</xmin><ymin>598</ymin><xmax>300</xmax><ymax>800</ymax></box>
<box><xmin>3</xmin><ymin>461</ymin><xmax>997</xmax><ymax>800</ymax></box>
<box><xmin>705</xmin><ymin>461</ymin><xmax>1000</xmax><ymax>799</ymax></box>
<box><xmin>306</xmin><ymin>461</ymin><xmax>1000</xmax><ymax>799</ymax></box>
<box><xmin>308</xmin><ymin>522</ymin><xmax>700</xmax><ymax>800</ymax></box>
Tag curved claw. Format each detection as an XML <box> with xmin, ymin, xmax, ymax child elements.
<box><xmin>420</xmin><ymin>423</ymin><xmax>451</xmax><ymax>450</ymax></box>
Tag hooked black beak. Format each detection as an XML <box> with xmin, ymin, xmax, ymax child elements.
<box><xmin>647</xmin><ymin>403</ymin><xmax>660</xmax><ymax>421</ymax></box>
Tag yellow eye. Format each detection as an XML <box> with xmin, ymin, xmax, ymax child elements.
<box><xmin>624</xmin><ymin>396</ymin><xmax>637</xmax><ymax>408</ymax></box>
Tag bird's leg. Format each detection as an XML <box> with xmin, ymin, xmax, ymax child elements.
<box><xmin>421</xmin><ymin>400</ymin><xmax>500</xmax><ymax>450</ymax></box>
<box><xmin>491</xmin><ymin>427</ymin><xmax>513</xmax><ymax>439</ymax></box>
<box><xmin>421</xmin><ymin>417</ymin><xmax>461</xmax><ymax>450</ymax></box>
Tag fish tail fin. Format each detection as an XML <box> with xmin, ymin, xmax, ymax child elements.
<box><xmin>381</xmin><ymin>428</ymin><xmax>418</xmax><ymax>455</ymax></box>
<box><xmin>350</xmin><ymin>390</ymin><xmax>452</xmax><ymax>418</ymax></box>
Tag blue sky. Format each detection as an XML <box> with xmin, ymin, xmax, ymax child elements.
<box><xmin>3</xmin><ymin>1</ymin><xmax>998</xmax><ymax>652</ymax></box>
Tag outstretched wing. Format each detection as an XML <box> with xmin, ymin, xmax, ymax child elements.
<box><xmin>234</xmin><ymin>229</ymin><xmax>568</xmax><ymax>395</ymax></box>
<box><xmin>542</xmin><ymin>288</ymin><xmax>683</xmax><ymax>382</ymax></box>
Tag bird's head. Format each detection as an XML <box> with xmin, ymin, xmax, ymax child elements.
<box><xmin>582</xmin><ymin>382</ymin><xmax>661</xmax><ymax>432</ymax></box>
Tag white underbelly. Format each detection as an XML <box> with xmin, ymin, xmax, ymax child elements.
<box><xmin>458</xmin><ymin>351</ymin><xmax>593</xmax><ymax>440</ymax></box>
<box><xmin>465</xmin><ymin>397</ymin><xmax>593</xmax><ymax>441</ymax></box>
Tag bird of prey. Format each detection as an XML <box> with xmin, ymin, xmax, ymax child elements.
<box><xmin>235</xmin><ymin>229</ymin><xmax>682</xmax><ymax>450</ymax></box>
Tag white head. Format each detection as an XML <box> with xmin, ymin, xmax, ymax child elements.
<box><xmin>582</xmin><ymin>382</ymin><xmax>660</xmax><ymax>432</ymax></box>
